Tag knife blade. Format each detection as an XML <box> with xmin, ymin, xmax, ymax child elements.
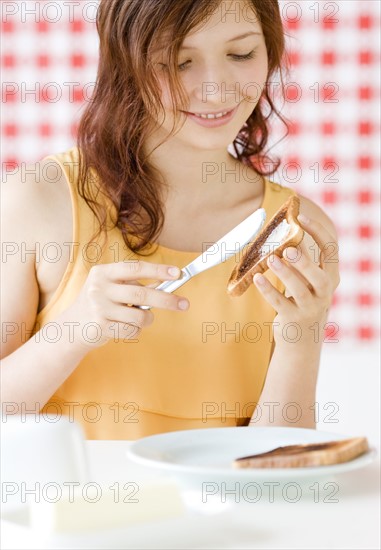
<box><xmin>138</xmin><ymin>207</ymin><xmax>266</xmax><ymax>310</ymax></box>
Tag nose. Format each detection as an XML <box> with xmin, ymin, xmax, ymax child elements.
<box><xmin>189</xmin><ymin>63</ymin><xmax>241</xmax><ymax>106</ymax></box>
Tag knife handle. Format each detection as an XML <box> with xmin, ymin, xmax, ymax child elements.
<box><xmin>137</xmin><ymin>268</ymin><xmax>192</xmax><ymax>310</ymax></box>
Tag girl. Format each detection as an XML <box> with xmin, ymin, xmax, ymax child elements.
<box><xmin>1</xmin><ymin>0</ymin><xmax>340</xmax><ymax>439</ymax></box>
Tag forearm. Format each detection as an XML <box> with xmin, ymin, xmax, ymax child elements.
<box><xmin>1</xmin><ymin>309</ymin><xmax>91</xmax><ymax>412</ymax></box>
<box><xmin>247</xmin><ymin>206</ymin><xmax>339</xmax><ymax>429</ymax></box>
<box><xmin>251</xmin><ymin>331</ymin><xmax>324</xmax><ymax>429</ymax></box>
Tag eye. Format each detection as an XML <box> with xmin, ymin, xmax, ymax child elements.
<box><xmin>178</xmin><ymin>60</ymin><xmax>192</xmax><ymax>71</ymax></box>
<box><xmin>160</xmin><ymin>49</ymin><xmax>257</xmax><ymax>72</ymax></box>
<box><xmin>157</xmin><ymin>61</ymin><xmax>191</xmax><ymax>72</ymax></box>
<box><xmin>229</xmin><ymin>50</ymin><xmax>257</xmax><ymax>61</ymax></box>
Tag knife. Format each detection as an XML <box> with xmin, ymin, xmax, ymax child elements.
<box><xmin>138</xmin><ymin>207</ymin><xmax>266</xmax><ymax>310</ymax></box>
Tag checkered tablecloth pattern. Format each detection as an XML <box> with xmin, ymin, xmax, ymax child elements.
<box><xmin>2</xmin><ymin>0</ymin><xmax>380</xmax><ymax>346</ymax></box>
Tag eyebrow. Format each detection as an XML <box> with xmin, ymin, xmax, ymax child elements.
<box><xmin>181</xmin><ymin>31</ymin><xmax>261</xmax><ymax>50</ymax></box>
<box><xmin>153</xmin><ymin>31</ymin><xmax>261</xmax><ymax>53</ymax></box>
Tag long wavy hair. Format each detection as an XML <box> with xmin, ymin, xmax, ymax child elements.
<box><xmin>77</xmin><ymin>0</ymin><xmax>290</xmax><ymax>254</ymax></box>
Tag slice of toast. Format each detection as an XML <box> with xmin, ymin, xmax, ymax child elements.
<box><xmin>227</xmin><ymin>195</ymin><xmax>304</xmax><ymax>297</ymax></box>
<box><xmin>232</xmin><ymin>437</ymin><xmax>369</xmax><ymax>469</ymax></box>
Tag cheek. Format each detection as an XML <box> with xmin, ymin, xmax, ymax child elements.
<box><xmin>155</xmin><ymin>75</ymin><xmax>171</xmax><ymax>109</ymax></box>
<box><xmin>157</xmin><ymin>77</ymin><xmax>184</xmax><ymax>116</ymax></box>
<box><xmin>145</xmin><ymin>76</ymin><xmax>174</xmax><ymax>128</ymax></box>
<box><xmin>238</xmin><ymin>59</ymin><xmax>268</xmax><ymax>103</ymax></box>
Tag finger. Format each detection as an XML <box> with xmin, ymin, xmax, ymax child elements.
<box><xmin>266</xmin><ymin>254</ymin><xmax>314</xmax><ymax>308</ymax></box>
<box><xmin>297</xmin><ymin>215</ymin><xmax>339</xmax><ymax>274</ymax></box>
<box><xmin>127</xmin><ymin>280</ymin><xmax>159</xmax><ymax>289</ymax></box>
<box><xmin>105</xmin><ymin>282</ymin><xmax>189</xmax><ymax>311</ymax></box>
<box><xmin>253</xmin><ymin>272</ymin><xmax>294</xmax><ymax>313</ymax></box>
<box><xmin>105</xmin><ymin>302</ymin><xmax>154</xmax><ymax>328</ymax></box>
<box><xmin>146</xmin><ymin>282</ymin><xmax>161</xmax><ymax>289</ymax></box>
<box><xmin>281</xmin><ymin>242</ymin><xmax>329</xmax><ymax>299</ymax></box>
<box><xmin>277</xmin><ymin>240</ymin><xmax>311</xmax><ymax>287</ymax></box>
<box><xmin>104</xmin><ymin>261</ymin><xmax>181</xmax><ymax>283</ymax></box>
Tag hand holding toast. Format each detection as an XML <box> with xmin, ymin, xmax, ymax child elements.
<box><xmin>254</xmin><ymin>214</ymin><xmax>340</xmax><ymax>344</ymax></box>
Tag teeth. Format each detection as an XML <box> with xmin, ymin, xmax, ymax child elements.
<box><xmin>193</xmin><ymin>111</ymin><xmax>230</xmax><ymax>119</ymax></box>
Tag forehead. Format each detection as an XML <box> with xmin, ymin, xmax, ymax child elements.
<box><xmin>192</xmin><ymin>0</ymin><xmax>261</xmax><ymax>36</ymax></box>
<box><xmin>152</xmin><ymin>0</ymin><xmax>261</xmax><ymax>53</ymax></box>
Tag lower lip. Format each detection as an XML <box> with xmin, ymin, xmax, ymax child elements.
<box><xmin>184</xmin><ymin>105</ymin><xmax>238</xmax><ymax>128</ymax></box>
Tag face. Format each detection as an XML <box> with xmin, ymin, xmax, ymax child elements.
<box><xmin>150</xmin><ymin>0</ymin><xmax>268</xmax><ymax>152</ymax></box>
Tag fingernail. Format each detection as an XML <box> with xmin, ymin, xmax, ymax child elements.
<box><xmin>254</xmin><ymin>274</ymin><xmax>266</xmax><ymax>286</ymax></box>
<box><xmin>269</xmin><ymin>255</ymin><xmax>283</xmax><ymax>269</ymax></box>
<box><xmin>168</xmin><ymin>267</ymin><xmax>180</xmax><ymax>277</ymax></box>
<box><xmin>284</xmin><ymin>247</ymin><xmax>298</xmax><ymax>261</ymax></box>
<box><xmin>298</xmin><ymin>214</ymin><xmax>310</xmax><ymax>224</ymax></box>
<box><xmin>178</xmin><ymin>299</ymin><xmax>189</xmax><ymax>310</ymax></box>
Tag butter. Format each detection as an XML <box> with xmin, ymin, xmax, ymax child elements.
<box><xmin>259</xmin><ymin>219</ymin><xmax>291</xmax><ymax>258</ymax></box>
<box><xmin>29</xmin><ymin>481</ymin><xmax>184</xmax><ymax>533</ymax></box>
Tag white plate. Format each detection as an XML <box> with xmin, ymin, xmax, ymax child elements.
<box><xmin>127</xmin><ymin>427</ymin><xmax>377</xmax><ymax>484</ymax></box>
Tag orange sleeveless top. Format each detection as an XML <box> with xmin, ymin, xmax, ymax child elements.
<box><xmin>35</xmin><ymin>147</ymin><xmax>297</xmax><ymax>439</ymax></box>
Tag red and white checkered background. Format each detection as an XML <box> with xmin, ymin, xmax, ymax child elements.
<box><xmin>1</xmin><ymin>0</ymin><xmax>380</xmax><ymax>348</ymax></box>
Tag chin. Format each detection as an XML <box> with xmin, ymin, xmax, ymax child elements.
<box><xmin>184</xmin><ymin>127</ymin><xmax>243</xmax><ymax>147</ymax></box>
<box><xmin>185</xmin><ymin>137</ymin><xmax>233</xmax><ymax>152</ymax></box>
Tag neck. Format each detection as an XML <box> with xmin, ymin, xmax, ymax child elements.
<box><xmin>144</xmin><ymin>135</ymin><xmax>258</xmax><ymax>211</ymax></box>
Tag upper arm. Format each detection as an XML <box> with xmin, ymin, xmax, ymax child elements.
<box><xmin>1</xmin><ymin>169</ymin><xmax>41</xmax><ymax>358</ymax></box>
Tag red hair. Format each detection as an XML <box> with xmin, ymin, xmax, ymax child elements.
<box><xmin>77</xmin><ymin>0</ymin><xmax>290</xmax><ymax>254</ymax></box>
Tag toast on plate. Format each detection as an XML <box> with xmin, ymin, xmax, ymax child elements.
<box><xmin>232</xmin><ymin>437</ymin><xmax>370</xmax><ymax>469</ymax></box>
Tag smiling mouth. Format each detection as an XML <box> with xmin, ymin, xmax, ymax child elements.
<box><xmin>184</xmin><ymin>107</ymin><xmax>236</xmax><ymax>119</ymax></box>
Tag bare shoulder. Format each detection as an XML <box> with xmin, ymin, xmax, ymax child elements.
<box><xmin>1</xmin><ymin>158</ymin><xmax>71</xmax><ymax>237</ymax></box>
<box><xmin>298</xmin><ymin>194</ymin><xmax>338</xmax><ymax>240</ymax></box>
<box><xmin>1</xmin><ymin>161</ymin><xmax>50</xmax><ymax>355</ymax></box>
<box><xmin>1</xmin><ymin>159</ymin><xmax>73</xmax><ymax>357</ymax></box>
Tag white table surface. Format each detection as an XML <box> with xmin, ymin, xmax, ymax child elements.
<box><xmin>2</xmin><ymin>346</ymin><xmax>380</xmax><ymax>549</ymax></box>
<box><xmin>2</xmin><ymin>437</ymin><xmax>380</xmax><ymax>550</ymax></box>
